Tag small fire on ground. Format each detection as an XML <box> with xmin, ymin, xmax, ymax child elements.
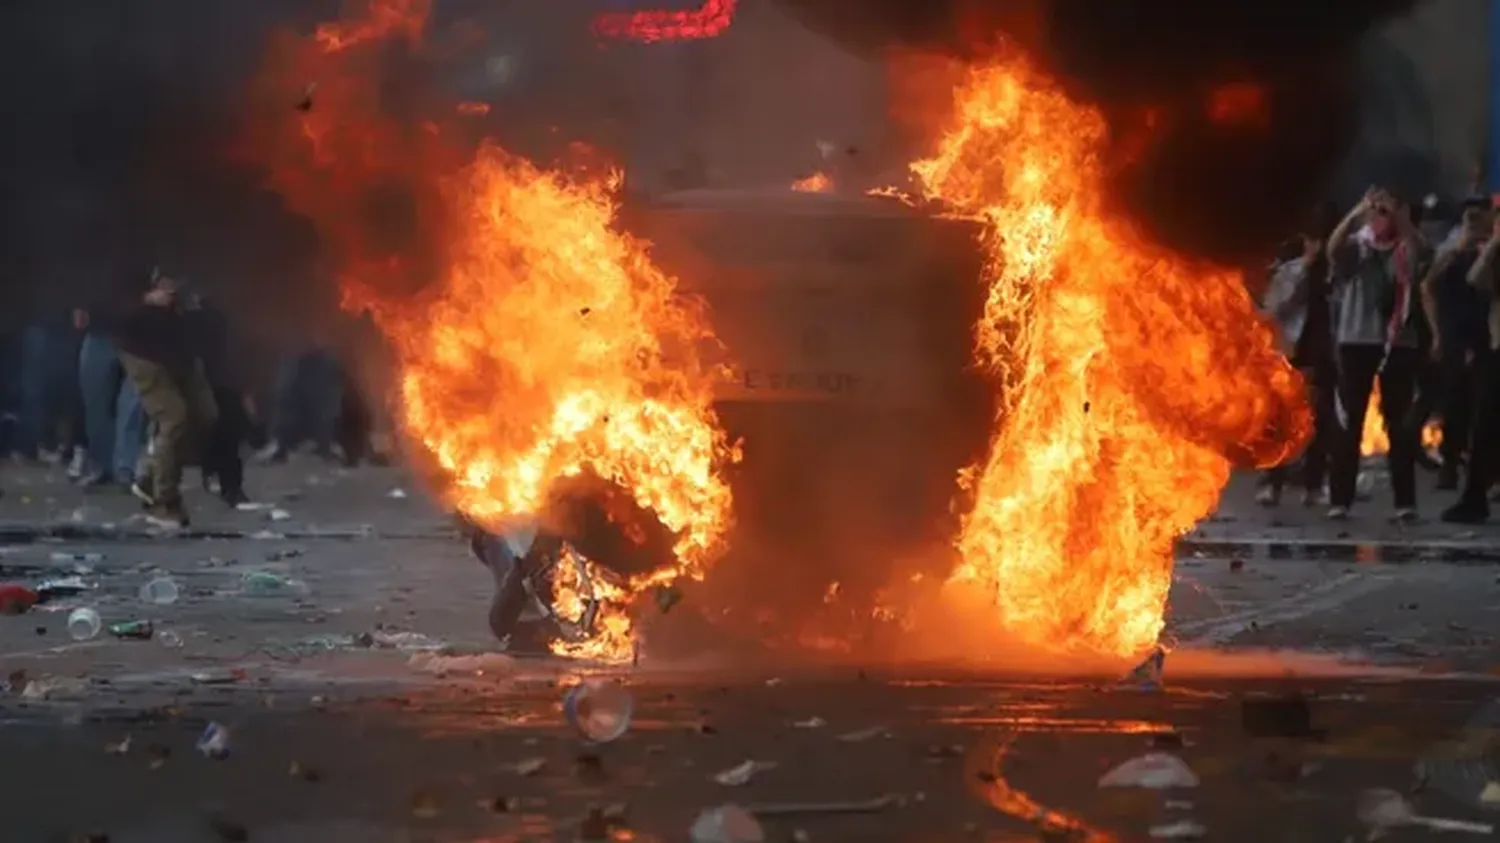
<box><xmin>1361</xmin><ymin>383</ymin><xmax>1442</xmax><ymax>457</ymax></box>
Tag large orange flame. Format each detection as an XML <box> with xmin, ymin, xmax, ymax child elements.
<box><xmin>909</xmin><ymin>52</ymin><xmax>1310</xmax><ymax>657</ymax></box>
<box><xmin>254</xmin><ymin>0</ymin><xmax>737</xmax><ymax>662</ymax></box>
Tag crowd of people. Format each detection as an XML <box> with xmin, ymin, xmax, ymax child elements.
<box><xmin>0</xmin><ymin>268</ymin><xmax>375</xmax><ymax>529</ymax></box>
<box><xmin>1260</xmin><ymin>186</ymin><xmax>1500</xmax><ymax>523</ymax></box>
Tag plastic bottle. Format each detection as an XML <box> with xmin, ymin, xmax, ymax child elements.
<box><xmin>139</xmin><ymin>575</ymin><xmax>179</xmax><ymax>605</ymax></box>
<box><xmin>564</xmin><ymin>680</ymin><xmax>634</xmax><ymax>743</ymax></box>
<box><xmin>67</xmin><ymin>607</ymin><xmax>102</xmax><ymax>641</ymax></box>
<box><xmin>240</xmin><ymin>571</ymin><xmax>309</xmax><ymax>596</ymax></box>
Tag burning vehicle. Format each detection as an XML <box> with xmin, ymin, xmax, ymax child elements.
<box><xmin>464</xmin><ymin>187</ymin><xmax>993</xmax><ymax>658</ymax></box>
<box><xmin>250</xmin><ymin>0</ymin><xmax>1419</xmax><ymax>665</ymax></box>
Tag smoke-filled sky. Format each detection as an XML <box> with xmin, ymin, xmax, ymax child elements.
<box><xmin>0</xmin><ymin>0</ymin><xmax>1437</xmax><ymax>331</ymax></box>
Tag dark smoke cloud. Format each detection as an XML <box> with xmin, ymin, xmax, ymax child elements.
<box><xmin>776</xmin><ymin>0</ymin><xmax>1423</xmax><ymax>263</ymax></box>
<box><xmin>0</xmin><ymin>0</ymin><xmax>616</xmax><ymax>347</ymax></box>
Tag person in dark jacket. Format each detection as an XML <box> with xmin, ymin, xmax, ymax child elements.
<box><xmin>108</xmin><ymin>270</ymin><xmax>218</xmax><ymax>528</ymax></box>
<box><xmin>183</xmin><ymin>288</ymin><xmax>249</xmax><ymax>507</ymax></box>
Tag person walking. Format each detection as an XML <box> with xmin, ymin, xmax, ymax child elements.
<box><xmin>109</xmin><ymin>270</ymin><xmax>218</xmax><ymax>528</ymax></box>
<box><xmin>1324</xmin><ymin>187</ymin><xmax>1425</xmax><ymax>522</ymax></box>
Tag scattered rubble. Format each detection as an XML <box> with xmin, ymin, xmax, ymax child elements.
<box><xmin>1149</xmin><ymin>819</ymin><xmax>1207</xmax><ymax>839</ymax></box>
<box><xmin>1357</xmin><ymin>787</ymin><xmax>1493</xmax><ymax>836</ymax></box>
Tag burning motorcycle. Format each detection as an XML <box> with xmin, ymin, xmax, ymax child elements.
<box><xmin>462</xmin><ymin>474</ymin><xmax>681</xmax><ymax>656</ymax></box>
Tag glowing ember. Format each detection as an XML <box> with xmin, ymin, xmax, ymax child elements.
<box><xmin>256</xmin><ymin>0</ymin><xmax>737</xmax><ymax>663</ymax></box>
<box><xmin>791</xmin><ymin>171</ymin><xmax>833</xmax><ymax>193</ymax></box>
<box><xmin>592</xmin><ymin>0</ymin><xmax>738</xmax><ymax>43</ymax></box>
<box><xmin>1360</xmin><ymin>382</ymin><xmax>1442</xmax><ymax>457</ymax></box>
<box><xmin>909</xmin><ymin>52</ymin><xmax>1309</xmax><ymax>657</ymax></box>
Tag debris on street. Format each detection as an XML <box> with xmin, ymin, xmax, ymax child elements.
<box><xmin>1357</xmin><ymin>787</ymin><xmax>1494</xmax><ymax>836</ymax></box>
<box><xmin>713</xmin><ymin>760</ymin><xmax>776</xmax><ymax>787</ymax></box>
<box><xmin>565</xmin><ymin>680</ymin><xmax>634</xmax><ymax>743</ymax></box>
<box><xmin>104</xmin><ymin>736</ymin><xmax>131</xmax><ymax>756</ymax></box>
<box><xmin>690</xmin><ymin>804</ymin><xmax>765</xmax><ymax>843</ymax></box>
<box><xmin>511</xmin><ymin>757</ymin><xmax>546</xmax><ymax>776</ymax></box>
<box><xmin>1149</xmin><ymin>819</ymin><xmax>1207</xmax><ymax>839</ymax></box>
<box><xmin>0</xmin><ymin>584</ymin><xmax>38</xmax><ymax>615</ymax></box>
<box><xmin>791</xmin><ymin>716</ymin><xmax>825</xmax><ymax>729</ymax></box>
<box><xmin>107</xmin><ymin>620</ymin><xmax>153</xmax><ymax>641</ymax></box>
<box><xmin>138</xmin><ymin>575</ymin><xmax>179</xmax><ymax>605</ymax></box>
<box><xmin>196</xmin><ymin>722</ymin><xmax>231</xmax><ymax>759</ymax></box>
<box><xmin>747</xmin><ymin>795</ymin><xmax>900</xmax><ymax>816</ymax></box>
<box><xmin>1098</xmin><ymin>753</ymin><xmax>1200</xmax><ymax>789</ymax></box>
<box><xmin>66</xmin><ymin>607</ymin><xmax>101</xmax><ymax>641</ymax></box>
<box><xmin>836</xmin><ymin>725</ymin><xmax>889</xmax><ymax>743</ymax></box>
<box><xmin>21</xmin><ymin>676</ymin><xmax>88</xmax><ymax>700</ymax></box>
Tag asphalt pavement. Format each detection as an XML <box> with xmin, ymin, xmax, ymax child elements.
<box><xmin>0</xmin><ymin>459</ymin><xmax>1496</xmax><ymax>842</ymax></box>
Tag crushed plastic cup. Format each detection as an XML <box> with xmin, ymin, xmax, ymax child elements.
<box><xmin>564</xmin><ymin>680</ymin><xmax>634</xmax><ymax>743</ymax></box>
<box><xmin>197</xmin><ymin>721</ymin><xmax>231</xmax><ymax>759</ymax></box>
<box><xmin>1099</xmin><ymin>753</ymin><xmax>1200</xmax><ymax>790</ymax></box>
<box><xmin>240</xmin><ymin>571</ymin><xmax>309</xmax><ymax>596</ymax></box>
<box><xmin>690</xmin><ymin>804</ymin><xmax>765</xmax><ymax>843</ymax></box>
<box><xmin>157</xmin><ymin>629</ymin><xmax>184</xmax><ymax>648</ymax></box>
<box><xmin>139</xmin><ymin>575</ymin><xmax>179</xmax><ymax>605</ymax></box>
<box><xmin>67</xmin><ymin>607</ymin><xmax>102</xmax><ymax>641</ymax></box>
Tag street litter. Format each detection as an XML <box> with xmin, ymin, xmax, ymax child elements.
<box><xmin>147</xmin><ymin>743</ymin><xmax>170</xmax><ymax>770</ymax></box>
<box><xmin>235</xmin><ymin>502</ymin><xmax>273</xmax><ymax>512</ymax></box>
<box><xmin>108</xmin><ymin>620</ymin><xmax>154</xmax><ymax>640</ymax></box>
<box><xmin>239</xmin><ymin>571</ymin><xmax>309</xmax><ymax>596</ymax></box>
<box><xmin>36</xmin><ymin>576</ymin><xmax>93</xmax><ymax>603</ymax></box>
<box><xmin>66</xmin><ymin>607</ymin><xmax>102</xmax><ymax>641</ymax></box>
<box><xmin>1149</xmin><ymin>819</ymin><xmax>1207</xmax><ymax>839</ymax></box>
<box><xmin>157</xmin><ymin>630</ymin><xmax>183</xmax><ymax>648</ymax></box>
<box><xmin>714</xmin><ymin>760</ymin><xmax>777</xmax><ymax>786</ymax></box>
<box><xmin>565</xmin><ymin>680</ymin><xmax>635</xmax><ymax>743</ymax></box>
<box><xmin>191</xmin><ymin>669</ymin><xmax>247</xmax><ymax>685</ymax></box>
<box><xmin>1480</xmin><ymin>781</ymin><xmax>1500</xmax><ymax>805</ymax></box>
<box><xmin>5</xmin><ymin>670</ymin><xmax>25</xmax><ymax>693</ymax></box>
<box><xmin>0</xmin><ymin>584</ymin><xmax>38</xmax><ymax>615</ymax></box>
<box><xmin>268</xmin><ymin>509</ymin><xmax>293</xmax><ymax>522</ymax></box>
<box><xmin>249</xmin><ymin>530</ymin><xmax>286</xmax><ymax>541</ymax></box>
<box><xmin>21</xmin><ymin>676</ymin><xmax>88</xmax><ymax>700</ymax></box>
<box><xmin>374</xmin><ymin>630</ymin><xmax>448</xmax><ymax>651</ymax></box>
<box><xmin>1121</xmin><ymin>647</ymin><xmax>1165</xmax><ymax>690</ymax></box>
<box><xmin>408</xmin><ymin>651</ymin><xmax>514</xmax><ymax>677</ymax></box>
<box><xmin>105</xmin><ymin>735</ymin><xmax>131</xmax><ymax>755</ymax></box>
<box><xmin>138</xmin><ymin>575</ymin><xmax>179</xmax><ymax>605</ymax></box>
<box><xmin>1098</xmin><ymin>753</ymin><xmax>1200</xmax><ymax>789</ymax></box>
<box><xmin>511</xmin><ymin>757</ymin><xmax>546</xmax><ymax>776</ymax></box>
<box><xmin>387</xmin><ymin>487</ymin><xmax>408</xmax><ymax>499</ymax></box>
<box><xmin>1357</xmin><ymin>787</ymin><xmax>1493</xmax><ymax>837</ymax></box>
<box><xmin>690</xmin><ymin>804</ymin><xmax>765</xmax><ymax>843</ymax></box>
<box><xmin>747</xmin><ymin>795</ymin><xmax>900</xmax><ymax>817</ymax></box>
<box><xmin>49</xmin><ymin>552</ymin><xmax>103</xmax><ymax>564</ymax></box>
<box><xmin>196</xmin><ymin>722</ymin><xmax>231</xmax><ymax>759</ymax></box>
<box><xmin>836</xmin><ymin>726</ymin><xmax>889</xmax><ymax>742</ymax></box>
<box><xmin>764</xmin><ymin>677</ymin><xmax>783</xmax><ymax>687</ymax></box>
<box><xmin>791</xmin><ymin>716</ymin><xmax>825</xmax><ymax>729</ymax></box>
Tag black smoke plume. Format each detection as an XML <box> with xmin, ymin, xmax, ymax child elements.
<box><xmin>775</xmin><ymin>0</ymin><xmax>1424</xmax><ymax>263</ymax></box>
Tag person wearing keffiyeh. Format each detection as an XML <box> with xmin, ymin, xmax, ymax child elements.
<box><xmin>1324</xmin><ymin>187</ymin><xmax>1424</xmax><ymax>522</ymax></box>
